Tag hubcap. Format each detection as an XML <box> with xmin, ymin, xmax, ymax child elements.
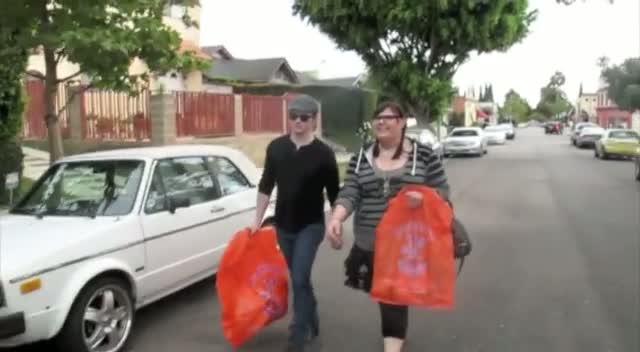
<box><xmin>83</xmin><ymin>286</ymin><xmax>133</xmax><ymax>352</ymax></box>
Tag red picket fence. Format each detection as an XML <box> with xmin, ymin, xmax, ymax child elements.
<box><xmin>175</xmin><ymin>92</ymin><xmax>235</xmax><ymax>137</ymax></box>
<box><xmin>22</xmin><ymin>80</ymin><xmax>70</xmax><ymax>139</ymax></box>
<box><xmin>242</xmin><ymin>95</ymin><xmax>285</xmax><ymax>133</ymax></box>
<box><xmin>81</xmin><ymin>89</ymin><xmax>151</xmax><ymax>141</ymax></box>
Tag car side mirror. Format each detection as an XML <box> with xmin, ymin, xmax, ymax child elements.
<box><xmin>168</xmin><ymin>196</ymin><xmax>191</xmax><ymax>213</ymax></box>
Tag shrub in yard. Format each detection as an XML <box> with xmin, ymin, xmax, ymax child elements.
<box><xmin>0</xmin><ymin>28</ymin><xmax>28</xmax><ymax>206</ymax></box>
<box><xmin>0</xmin><ymin>139</ymin><xmax>25</xmax><ymax>205</ymax></box>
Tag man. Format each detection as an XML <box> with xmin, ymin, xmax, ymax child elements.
<box><xmin>253</xmin><ymin>94</ymin><xmax>340</xmax><ymax>352</ymax></box>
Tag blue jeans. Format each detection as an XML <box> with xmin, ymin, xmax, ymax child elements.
<box><xmin>276</xmin><ymin>223</ymin><xmax>325</xmax><ymax>346</ymax></box>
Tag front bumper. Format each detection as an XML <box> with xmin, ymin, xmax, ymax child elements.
<box><xmin>603</xmin><ymin>145</ymin><xmax>639</xmax><ymax>157</ymax></box>
<box><xmin>0</xmin><ymin>312</ymin><xmax>25</xmax><ymax>339</ymax></box>
<box><xmin>444</xmin><ymin>146</ymin><xmax>482</xmax><ymax>155</ymax></box>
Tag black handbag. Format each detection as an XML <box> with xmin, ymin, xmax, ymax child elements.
<box><xmin>452</xmin><ymin>216</ymin><xmax>472</xmax><ymax>275</ymax></box>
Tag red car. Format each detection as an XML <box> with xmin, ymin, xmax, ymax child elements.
<box><xmin>544</xmin><ymin>121</ymin><xmax>563</xmax><ymax>134</ymax></box>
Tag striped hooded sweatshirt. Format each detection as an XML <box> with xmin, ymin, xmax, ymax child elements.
<box><xmin>334</xmin><ymin>138</ymin><xmax>451</xmax><ymax>251</ymax></box>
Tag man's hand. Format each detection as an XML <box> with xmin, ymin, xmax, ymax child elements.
<box><xmin>249</xmin><ymin>220</ymin><xmax>261</xmax><ymax>235</ymax></box>
<box><xmin>405</xmin><ymin>190</ymin><xmax>423</xmax><ymax>209</ymax></box>
<box><xmin>326</xmin><ymin>218</ymin><xmax>343</xmax><ymax>250</ymax></box>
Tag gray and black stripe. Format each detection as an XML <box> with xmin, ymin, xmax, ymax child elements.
<box><xmin>335</xmin><ymin>139</ymin><xmax>450</xmax><ymax>251</ymax></box>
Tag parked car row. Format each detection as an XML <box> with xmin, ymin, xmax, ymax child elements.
<box><xmin>406</xmin><ymin>123</ymin><xmax>516</xmax><ymax>159</ymax></box>
<box><xmin>568</xmin><ymin>122</ymin><xmax>640</xmax><ymax>182</ymax></box>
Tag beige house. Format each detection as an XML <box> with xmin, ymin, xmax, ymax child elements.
<box><xmin>26</xmin><ymin>3</ymin><xmax>208</xmax><ymax>92</ymax></box>
<box><xmin>576</xmin><ymin>93</ymin><xmax>598</xmax><ymax>122</ymax></box>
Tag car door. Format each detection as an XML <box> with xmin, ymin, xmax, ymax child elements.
<box><xmin>202</xmin><ymin>155</ymin><xmax>257</xmax><ymax>266</ymax></box>
<box><xmin>137</xmin><ymin>156</ymin><xmax>222</xmax><ymax>300</ymax></box>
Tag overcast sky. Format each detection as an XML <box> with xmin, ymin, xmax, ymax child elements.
<box><xmin>200</xmin><ymin>0</ymin><xmax>640</xmax><ymax>106</ymax></box>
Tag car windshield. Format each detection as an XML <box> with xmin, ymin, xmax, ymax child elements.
<box><xmin>11</xmin><ymin>160</ymin><xmax>145</xmax><ymax>218</ymax></box>
<box><xmin>609</xmin><ymin>131</ymin><xmax>639</xmax><ymax>139</ymax></box>
<box><xmin>485</xmin><ymin>126</ymin><xmax>503</xmax><ymax>132</ymax></box>
<box><xmin>450</xmin><ymin>130</ymin><xmax>478</xmax><ymax>137</ymax></box>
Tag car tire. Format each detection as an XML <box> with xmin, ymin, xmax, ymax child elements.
<box><xmin>635</xmin><ymin>160</ymin><xmax>640</xmax><ymax>181</ymax></box>
<box><xmin>594</xmin><ymin>148</ymin><xmax>600</xmax><ymax>158</ymax></box>
<box><xmin>56</xmin><ymin>276</ymin><xmax>134</xmax><ymax>352</ymax></box>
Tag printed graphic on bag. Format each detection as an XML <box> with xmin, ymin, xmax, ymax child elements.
<box><xmin>395</xmin><ymin>221</ymin><xmax>431</xmax><ymax>277</ymax></box>
<box><xmin>250</xmin><ymin>263</ymin><xmax>288</xmax><ymax>321</ymax></box>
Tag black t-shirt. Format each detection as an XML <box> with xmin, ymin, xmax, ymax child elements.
<box><xmin>258</xmin><ymin>135</ymin><xmax>340</xmax><ymax>233</ymax></box>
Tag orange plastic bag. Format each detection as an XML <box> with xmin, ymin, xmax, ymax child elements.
<box><xmin>216</xmin><ymin>226</ymin><xmax>289</xmax><ymax>348</ymax></box>
<box><xmin>370</xmin><ymin>185</ymin><xmax>456</xmax><ymax>309</ymax></box>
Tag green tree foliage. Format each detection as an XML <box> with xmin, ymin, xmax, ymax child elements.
<box><xmin>0</xmin><ymin>29</ymin><xmax>27</xmax><ymax>141</ymax></box>
<box><xmin>293</xmin><ymin>0</ymin><xmax>536</xmax><ymax>123</ymax></box>
<box><xmin>501</xmin><ymin>89</ymin><xmax>532</xmax><ymax>123</ymax></box>
<box><xmin>547</xmin><ymin>71</ymin><xmax>566</xmax><ymax>88</ymax></box>
<box><xmin>601</xmin><ymin>57</ymin><xmax>640</xmax><ymax>112</ymax></box>
<box><xmin>1</xmin><ymin>0</ymin><xmax>210</xmax><ymax>162</ymax></box>
<box><xmin>536</xmin><ymin>87</ymin><xmax>572</xmax><ymax>119</ymax></box>
<box><xmin>0</xmin><ymin>28</ymin><xmax>28</xmax><ymax>205</ymax></box>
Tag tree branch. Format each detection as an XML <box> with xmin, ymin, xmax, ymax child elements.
<box><xmin>26</xmin><ymin>71</ymin><xmax>46</xmax><ymax>80</ymax></box>
<box><xmin>54</xmin><ymin>49</ymin><xmax>66</xmax><ymax>64</ymax></box>
<box><xmin>57</xmin><ymin>70</ymin><xmax>84</xmax><ymax>84</ymax></box>
<box><xmin>56</xmin><ymin>84</ymin><xmax>92</xmax><ymax>117</ymax></box>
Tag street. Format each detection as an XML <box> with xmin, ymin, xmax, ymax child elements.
<box><xmin>11</xmin><ymin>127</ymin><xmax>640</xmax><ymax>352</ymax></box>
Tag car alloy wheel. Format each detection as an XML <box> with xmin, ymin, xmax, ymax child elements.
<box><xmin>57</xmin><ymin>277</ymin><xmax>134</xmax><ymax>352</ymax></box>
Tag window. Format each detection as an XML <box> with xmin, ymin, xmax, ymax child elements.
<box><xmin>609</xmin><ymin>131</ymin><xmax>639</xmax><ymax>140</ymax></box>
<box><xmin>145</xmin><ymin>157</ymin><xmax>218</xmax><ymax>213</ymax></box>
<box><xmin>450</xmin><ymin>130</ymin><xmax>479</xmax><ymax>137</ymax></box>
<box><xmin>12</xmin><ymin>160</ymin><xmax>144</xmax><ymax>217</ymax></box>
<box><xmin>206</xmin><ymin>157</ymin><xmax>251</xmax><ymax>196</ymax></box>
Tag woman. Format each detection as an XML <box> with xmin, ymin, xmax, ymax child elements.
<box><xmin>326</xmin><ymin>101</ymin><xmax>452</xmax><ymax>352</ymax></box>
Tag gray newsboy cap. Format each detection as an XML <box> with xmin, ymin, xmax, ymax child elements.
<box><xmin>288</xmin><ymin>94</ymin><xmax>319</xmax><ymax>114</ymax></box>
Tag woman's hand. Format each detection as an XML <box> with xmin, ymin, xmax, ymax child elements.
<box><xmin>326</xmin><ymin>217</ymin><xmax>343</xmax><ymax>250</ymax></box>
<box><xmin>406</xmin><ymin>190</ymin><xmax>423</xmax><ymax>209</ymax></box>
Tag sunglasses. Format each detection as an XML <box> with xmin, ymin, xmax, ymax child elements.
<box><xmin>289</xmin><ymin>113</ymin><xmax>314</xmax><ymax>122</ymax></box>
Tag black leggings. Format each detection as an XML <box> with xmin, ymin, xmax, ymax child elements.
<box><xmin>379</xmin><ymin>303</ymin><xmax>408</xmax><ymax>339</ymax></box>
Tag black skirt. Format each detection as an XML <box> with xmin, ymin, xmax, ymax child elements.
<box><xmin>344</xmin><ymin>244</ymin><xmax>375</xmax><ymax>293</ymax></box>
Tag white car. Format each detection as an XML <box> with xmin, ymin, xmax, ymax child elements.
<box><xmin>443</xmin><ymin>127</ymin><xmax>488</xmax><ymax>157</ymax></box>
<box><xmin>499</xmin><ymin>123</ymin><xmax>516</xmax><ymax>140</ymax></box>
<box><xmin>576</xmin><ymin>126</ymin><xmax>606</xmax><ymax>148</ymax></box>
<box><xmin>406</xmin><ymin>127</ymin><xmax>444</xmax><ymax>159</ymax></box>
<box><xmin>483</xmin><ymin>125</ymin><xmax>508</xmax><ymax>145</ymax></box>
<box><xmin>0</xmin><ymin>145</ymin><xmax>275</xmax><ymax>352</ymax></box>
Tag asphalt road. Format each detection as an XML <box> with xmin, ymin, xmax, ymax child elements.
<box><xmin>11</xmin><ymin>127</ymin><xmax>640</xmax><ymax>352</ymax></box>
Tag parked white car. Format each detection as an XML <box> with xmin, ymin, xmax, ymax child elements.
<box><xmin>443</xmin><ymin>127</ymin><xmax>488</xmax><ymax>157</ymax></box>
<box><xmin>498</xmin><ymin>123</ymin><xmax>516</xmax><ymax>140</ymax></box>
<box><xmin>483</xmin><ymin>125</ymin><xmax>508</xmax><ymax>145</ymax></box>
<box><xmin>0</xmin><ymin>145</ymin><xmax>275</xmax><ymax>352</ymax></box>
<box><xmin>406</xmin><ymin>127</ymin><xmax>444</xmax><ymax>160</ymax></box>
<box><xmin>576</xmin><ymin>126</ymin><xmax>606</xmax><ymax>148</ymax></box>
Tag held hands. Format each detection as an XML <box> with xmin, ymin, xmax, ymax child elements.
<box><xmin>326</xmin><ymin>217</ymin><xmax>343</xmax><ymax>250</ymax></box>
<box><xmin>405</xmin><ymin>190</ymin><xmax>423</xmax><ymax>209</ymax></box>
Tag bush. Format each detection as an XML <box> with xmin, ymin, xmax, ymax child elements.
<box><xmin>0</xmin><ymin>138</ymin><xmax>25</xmax><ymax>206</ymax></box>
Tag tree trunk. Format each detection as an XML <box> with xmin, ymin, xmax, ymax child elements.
<box><xmin>43</xmin><ymin>46</ymin><xmax>64</xmax><ymax>163</ymax></box>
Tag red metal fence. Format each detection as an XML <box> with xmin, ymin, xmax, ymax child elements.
<box><xmin>23</xmin><ymin>80</ymin><xmax>70</xmax><ymax>139</ymax></box>
<box><xmin>242</xmin><ymin>95</ymin><xmax>285</xmax><ymax>133</ymax></box>
<box><xmin>175</xmin><ymin>92</ymin><xmax>235</xmax><ymax>137</ymax></box>
<box><xmin>81</xmin><ymin>89</ymin><xmax>151</xmax><ymax>141</ymax></box>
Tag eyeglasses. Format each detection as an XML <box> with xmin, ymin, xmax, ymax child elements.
<box><xmin>374</xmin><ymin>115</ymin><xmax>402</xmax><ymax>121</ymax></box>
<box><xmin>289</xmin><ymin>113</ymin><xmax>314</xmax><ymax>122</ymax></box>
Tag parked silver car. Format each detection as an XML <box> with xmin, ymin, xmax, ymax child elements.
<box><xmin>406</xmin><ymin>127</ymin><xmax>444</xmax><ymax>159</ymax></box>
